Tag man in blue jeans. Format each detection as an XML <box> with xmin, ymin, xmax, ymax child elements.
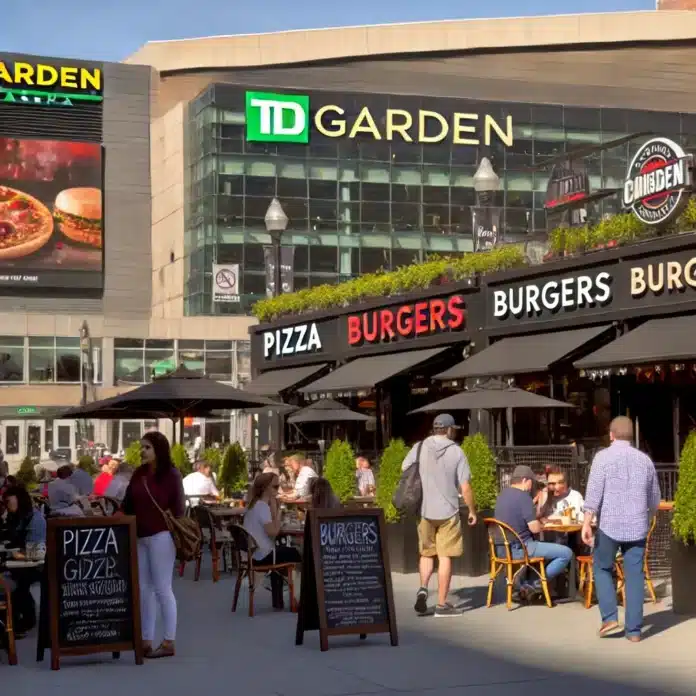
<box><xmin>494</xmin><ymin>465</ymin><xmax>572</xmax><ymax>601</ymax></box>
<box><xmin>582</xmin><ymin>416</ymin><xmax>661</xmax><ymax>642</ymax></box>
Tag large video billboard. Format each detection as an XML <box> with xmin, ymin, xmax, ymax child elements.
<box><xmin>0</xmin><ymin>137</ymin><xmax>103</xmax><ymax>290</ymax></box>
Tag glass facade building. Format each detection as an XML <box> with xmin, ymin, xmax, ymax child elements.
<box><xmin>184</xmin><ymin>84</ymin><xmax>696</xmax><ymax>316</ymax></box>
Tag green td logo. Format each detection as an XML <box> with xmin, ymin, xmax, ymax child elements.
<box><xmin>245</xmin><ymin>91</ymin><xmax>310</xmax><ymax>143</ymax></box>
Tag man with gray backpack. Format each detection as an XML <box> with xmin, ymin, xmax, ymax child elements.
<box><xmin>394</xmin><ymin>414</ymin><xmax>477</xmax><ymax>617</ymax></box>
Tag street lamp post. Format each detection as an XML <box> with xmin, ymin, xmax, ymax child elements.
<box><xmin>265</xmin><ymin>198</ymin><xmax>289</xmax><ymax>298</ymax></box>
<box><xmin>264</xmin><ymin>198</ymin><xmax>289</xmax><ymax>452</ymax></box>
<box><xmin>473</xmin><ymin>157</ymin><xmax>500</xmax><ymax>206</ymax></box>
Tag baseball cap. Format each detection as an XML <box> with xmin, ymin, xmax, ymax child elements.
<box><xmin>433</xmin><ymin>413</ymin><xmax>460</xmax><ymax>429</ymax></box>
<box><xmin>511</xmin><ymin>465</ymin><xmax>538</xmax><ymax>481</ymax></box>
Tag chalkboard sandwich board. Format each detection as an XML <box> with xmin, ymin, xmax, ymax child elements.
<box><xmin>295</xmin><ymin>508</ymin><xmax>398</xmax><ymax>652</ymax></box>
<box><xmin>45</xmin><ymin>516</ymin><xmax>143</xmax><ymax>670</ymax></box>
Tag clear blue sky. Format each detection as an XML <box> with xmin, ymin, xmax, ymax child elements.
<box><xmin>3</xmin><ymin>0</ymin><xmax>653</xmax><ymax>63</ymax></box>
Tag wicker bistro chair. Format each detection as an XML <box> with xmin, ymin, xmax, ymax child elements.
<box><xmin>0</xmin><ymin>576</ymin><xmax>17</xmax><ymax>665</ymax></box>
<box><xmin>191</xmin><ymin>505</ymin><xmax>232</xmax><ymax>583</ymax></box>
<box><xmin>228</xmin><ymin>524</ymin><xmax>297</xmax><ymax>618</ymax></box>
<box><xmin>483</xmin><ymin>517</ymin><xmax>553</xmax><ymax>610</ymax></box>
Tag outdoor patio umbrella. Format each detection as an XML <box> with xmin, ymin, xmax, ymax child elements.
<box><xmin>59</xmin><ymin>364</ymin><xmax>286</xmax><ymax>442</ymax></box>
<box><xmin>409</xmin><ymin>381</ymin><xmax>573</xmax><ymax>413</ymax></box>
<box><xmin>287</xmin><ymin>398</ymin><xmax>372</xmax><ymax>424</ymax></box>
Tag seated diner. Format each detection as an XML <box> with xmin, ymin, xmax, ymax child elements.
<box><xmin>309</xmin><ymin>477</ymin><xmax>341</xmax><ymax>509</ymax></box>
<box><xmin>494</xmin><ymin>465</ymin><xmax>573</xmax><ymax>601</ymax></box>
<box><xmin>47</xmin><ymin>465</ymin><xmax>85</xmax><ymax>517</ymax></box>
<box><xmin>280</xmin><ymin>455</ymin><xmax>317</xmax><ymax>501</ymax></box>
<box><xmin>537</xmin><ymin>467</ymin><xmax>584</xmax><ymax>521</ymax></box>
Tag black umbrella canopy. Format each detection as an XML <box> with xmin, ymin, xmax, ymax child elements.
<box><xmin>409</xmin><ymin>380</ymin><xmax>573</xmax><ymax>414</ymax></box>
<box><xmin>60</xmin><ymin>364</ymin><xmax>285</xmax><ymax>420</ymax></box>
<box><xmin>287</xmin><ymin>398</ymin><xmax>372</xmax><ymax>424</ymax></box>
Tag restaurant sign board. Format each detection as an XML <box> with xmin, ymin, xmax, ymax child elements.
<box><xmin>623</xmin><ymin>137</ymin><xmax>692</xmax><ymax>226</ymax></box>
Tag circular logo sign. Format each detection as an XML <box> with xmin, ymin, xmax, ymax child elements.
<box><xmin>215</xmin><ymin>267</ymin><xmax>237</xmax><ymax>292</ymax></box>
<box><xmin>622</xmin><ymin>137</ymin><xmax>692</xmax><ymax>226</ymax></box>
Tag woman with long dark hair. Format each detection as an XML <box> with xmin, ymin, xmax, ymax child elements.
<box><xmin>122</xmin><ymin>431</ymin><xmax>184</xmax><ymax>659</ymax></box>
<box><xmin>243</xmin><ymin>472</ymin><xmax>301</xmax><ymax>609</ymax></box>
<box><xmin>309</xmin><ymin>477</ymin><xmax>341</xmax><ymax>510</ymax></box>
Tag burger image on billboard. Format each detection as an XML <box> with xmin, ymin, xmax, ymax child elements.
<box><xmin>622</xmin><ymin>137</ymin><xmax>693</xmax><ymax>226</ymax></box>
<box><xmin>54</xmin><ymin>187</ymin><xmax>102</xmax><ymax>249</ymax></box>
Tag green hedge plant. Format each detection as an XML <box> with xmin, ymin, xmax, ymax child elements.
<box><xmin>124</xmin><ymin>441</ymin><xmax>141</xmax><ymax>468</ymax></box>
<box><xmin>171</xmin><ymin>443</ymin><xmax>192</xmax><ymax>476</ymax></box>
<box><xmin>376</xmin><ymin>439</ymin><xmax>410</xmax><ymax>523</ymax></box>
<box><xmin>673</xmin><ymin>431</ymin><xmax>696</xmax><ymax>545</ymax></box>
<box><xmin>202</xmin><ymin>447</ymin><xmax>222</xmax><ymax>472</ymax></box>
<box><xmin>252</xmin><ymin>246</ymin><xmax>525</xmax><ymax>322</ymax></box>
<box><xmin>218</xmin><ymin>442</ymin><xmax>248</xmax><ymax>496</ymax></box>
<box><xmin>461</xmin><ymin>433</ymin><xmax>498</xmax><ymax>512</ymax></box>
<box><xmin>78</xmin><ymin>455</ymin><xmax>97</xmax><ymax>476</ymax></box>
<box><xmin>323</xmin><ymin>440</ymin><xmax>356</xmax><ymax>503</ymax></box>
<box><xmin>16</xmin><ymin>456</ymin><xmax>37</xmax><ymax>487</ymax></box>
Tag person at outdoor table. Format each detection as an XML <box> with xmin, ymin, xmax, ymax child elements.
<box><xmin>122</xmin><ymin>431</ymin><xmax>185</xmax><ymax>659</ymax></box>
<box><xmin>47</xmin><ymin>465</ymin><xmax>85</xmax><ymax>517</ymax></box>
<box><xmin>355</xmin><ymin>456</ymin><xmax>376</xmax><ymax>496</ymax></box>
<box><xmin>494</xmin><ymin>464</ymin><xmax>573</xmax><ymax>601</ymax></box>
<box><xmin>182</xmin><ymin>459</ymin><xmax>220</xmax><ymax>506</ymax></box>
<box><xmin>537</xmin><ymin>467</ymin><xmax>584</xmax><ymax>521</ymax></box>
<box><xmin>104</xmin><ymin>459</ymin><xmax>134</xmax><ymax>503</ymax></box>
<box><xmin>310</xmin><ymin>477</ymin><xmax>341</xmax><ymax>509</ymax></box>
<box><xmin>69</xmin><ymin>460</ymin><xmax>94</xmax><ymax>496</ymax></box>
<box><xmin>1</xmin><ymin>484</ymin><xmax>46</xmax><ymax>637</ymax></box>
<box><xmin>94</xmin><ymin>455</ymin><xmax>118</xmax><ymax>496</ymax></box>
<box><xmin>243</xmin><ymin>472</ymin><xmax>301</xmax><ymax>608</ymax></box>
<box><xmin>581</xmin><ymin>416</ymin><xmax>661</xmax><ymax>643</ymax></box>
<box><xmin>281</xmin><ymin>454</ymin><xmax>317</xmax><ymax>500</ymax></box>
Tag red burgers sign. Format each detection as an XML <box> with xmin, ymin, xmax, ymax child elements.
<box><xmin>347</xmin><ymin>295</ymin><xmax>466</xmax><ymax>346</ymax></box>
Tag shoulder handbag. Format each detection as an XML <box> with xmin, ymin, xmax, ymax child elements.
<box><xmin>392</xmin><ymin>441</ymin><xmax>424</xmax><ymax>518</ymax></box>
<box><xmin>143</xmin><ymin>479</ymin><xmax>202</xmax><ymax>562</ymax></box>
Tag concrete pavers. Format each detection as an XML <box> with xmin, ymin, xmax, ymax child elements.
<box><xmin>2</xmin><ymin>565</ymin><xmax>694</xmax><ymax>695</ymax></box>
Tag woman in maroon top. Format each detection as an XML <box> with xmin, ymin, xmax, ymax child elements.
<box><xmin>122</xmin><ymin>431</ymin><xmax>184</xmax><ymax>659</ymax></box>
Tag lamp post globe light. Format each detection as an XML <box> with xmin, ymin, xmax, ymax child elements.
<box><xmin>473</xmin><ymin>157</ymin><xmax>500</xmax><ymax>205</ymax></box>
<box><xmin>265</xmin><ymin>198</ymin><xmax>289</xmax><ymax>298</ymax></box>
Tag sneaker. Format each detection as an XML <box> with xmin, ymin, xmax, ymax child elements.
<box><xmin>434</xmin><ymin>603</ymin><xmax>462</xmax><ymax>618</ymax></box>
<box><xmin>414</xmin><ymin>587</ymin><xmax>428</xmax><ymax>615</ymax></box>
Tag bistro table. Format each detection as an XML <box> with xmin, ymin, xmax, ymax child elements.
<box><xmin>540</xmin><ymin>522</ymin><xmax>584</xmax><ymax>601</ymax></box>
<box><xmin>206</xmin><ymin>506</ymin><xmax>245</xmax><ymax>523</ymax></box>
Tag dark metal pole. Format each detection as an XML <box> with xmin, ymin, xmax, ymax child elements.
<box><xmin>273</xmin><ymin>233</ymin><xmax>284</xmax><ymax>451</ymax></box>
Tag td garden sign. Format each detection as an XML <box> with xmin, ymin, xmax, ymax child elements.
<box><xmin>245</xmin><ymin>91</ymin><xmax>514</xmax><ymax>147</ymax></box>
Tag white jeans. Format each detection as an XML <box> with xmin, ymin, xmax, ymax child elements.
<box><xmin>137</xmin><ymin>531</ymin><xmax>177</xmax><ymax>642</ymax></box>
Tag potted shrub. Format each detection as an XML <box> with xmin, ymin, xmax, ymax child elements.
<box><xmin>124</xmin><ymin>441</ymin><xmax>141</xmax><ymax>468</ymax></box>
<box><xmin>16</xmin><ymin>456</ymin><xmax>37</xmax><ymax>487</ymax></box>
<box><xmin>78</xmin><ymin>454</ymin><xmax>97</xmax><ymax>476</ymax></box>
<box><xmin>202</xmin><ymin>447</ymin><xmax>222</xmax><ymax>473</ymax></box>
<box><xmin>323</xmin><ymin>440</ymin><xmax>356</xmax><ymax>503</ymax></box>
<box><xmin>376</xmin><ymin>439</ymin><xmax>419</xmax><ymax>574</ymax></box>
<box><xmin>672</xmin><ymin>431</ymin><xmax>696</xmax><ymax>614</ymax></box>
<box><xmin>456</xmin><ymin>434</ymin><xmax>498</xmax><ymax>577</ymax></box>
<box><xmin>171</xmin><ymin>443</ymin><xmax>192</xmax><ymax>476</ymax></box>
<box><xmin>218</xmin><ymin>443</ymin><xmax>248</xmax><ymax>499</ymax></box>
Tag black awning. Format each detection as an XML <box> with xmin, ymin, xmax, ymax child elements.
<box><xmin>436</xmin><ymin>325</ymin><xmax>611</xmax><ymax>380</ymax></box>
<box><xmin>300</xmin><ymin>347</ymin><xmax>448</xmax><ymax>394</ymax></box>
<box><xmin>244</xmin><ymin>363</ymin><xmax>328</xmax><ymax>396</ymax></box>
<box><xmin>575</xmin><ymin>316</ymin><xmax>696</xmax><ymax>369</ymax></box>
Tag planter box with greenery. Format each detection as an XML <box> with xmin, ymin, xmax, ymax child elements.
<box><xmin>454</xmin><ymin>434</ymin><xmax>498</xmax><ymax>577</ymax></box>
<box><xmin>672</xmin><ymin>431</ymin><xmax>696</xmax><ymax>614</ymax></box>
<box><xmin>218</xmin><ymin>442</ymin><xmax>248</xmax><ymax>498</ymax></box>
<box><xmin>124</xmin><ymin>441</ymin><xmax>141</xmax><ymax>468</ymax></box>
<box><xmin>324</xmin><ymin>439</ymin><xmax>356</xmax><ymax>503</ymax></box>
<box><xmin>375</xmin><ymin>439</ymin><xmax>419</xmax><ymax>573</ymax></box>
<box><xmin>171</xmin><ymin>443</ymin><xmax>192</xmax><ymax>476</ymax></box>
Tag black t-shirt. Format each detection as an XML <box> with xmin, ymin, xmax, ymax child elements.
<box><xmin>494</xmin><ymin>487</ymin><xmax>536</xmax><ymax>545</ymax></box>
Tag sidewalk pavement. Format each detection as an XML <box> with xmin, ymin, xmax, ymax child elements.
<box><xmin>3</xmin><ymin>565</ymin><xmax>694</xmax><ymax>696</ymax></box>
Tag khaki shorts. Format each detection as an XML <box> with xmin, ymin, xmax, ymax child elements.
<box><xmin>418</xmin><ymin>514</ymin><xmax>463</xmax><ymax>558</ymax></box>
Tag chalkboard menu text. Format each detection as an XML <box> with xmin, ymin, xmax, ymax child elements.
<box><xmin>295</xmin><ymin>508</ymin><xmax>398</xmax><ymax>652</ymax></box>
<box><xmin>45</xmin><ymin>517</ymin><xmax>143</xmax><ymax>670</ymax></box>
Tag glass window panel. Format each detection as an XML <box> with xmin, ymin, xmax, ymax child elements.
<box><xmin>392</xmin><ymin>166</ymin><xmax>422</xmax><ymax>186</ymax></box>
<box><xmin>219</xmin><ymin>174</ymin><xmax>243</xmax><ymax>195</ymax></box>
<box><xmin>5</xmin><ymin>425</ymin><xmax>19</xmax><ymax>455</ymax></box>
<box><xmin>338</xmin><ymin>139</ymin><xmax>360</xmax><ymax>160</ymax></box>
<box><xmin>278</xmin><ymin>162</ymin><xmax>307</xmax><ymax>179</ymax></box>
<box><xmin>242</xmin><ymin>272</ymin><xmax>267</xmax><ymax>296</ymax></box>
<box><xmin>206</xmin><ymin>351</ymin><xmax>233</xmax><ymax>381</ymax></box>
<box><xmin>338</xmin><ymin>201</ymin><xmax>360</xmax><ymax>226</ymax></box>
<box><xmin>294</xmin><ymin>245</ymin><xmax>309</xmax><ymax>272</ymax></box>
<box><xmin>339</xmin><ymin>164</ymin><xmax>359</xmax><ymax>182</ymax></box>
<box><xmin>360</xmin><ymin>202</ymin><xmax>390</xmax><ymax>224</ymax></box>
<box><xmin>392</xmin><ymin>247</ymin><xmax>420</xmax><ymax>267</ymax></box>
<box><xmin>115</xmin><ymin>338</ymin><xmax>144</xmax><ymax>349</ymax></box>
<box><xmin>506</xmin><ymin>191</ymin><xmax>533</xmax><ymax>208</ymax></box>
<box><xmin>145</xmin><ymin>339</ymin><xmax>174</xmax><ymax>350</ymax></box>
<box><xmin>422</xmin><ymin>185</ymin><xmax>449</xmax><ymax>205</ymax></box>
<box><xmin>309</xmin><ymin>200</ymin><xmax>338</xmax><ymax>231</ymax></box>
<box><xmin>361</xmin><ymin>247</ymin><xmax>390</xmax><ymax>274</ymax></box>
<box><xmin>506</xmin><ymin>174</ymin><xmax>534</xmax><ymax>192</ymax></box>
<box><xmin>245</xmin><ymin>176</ymin><xmax>275</xmax><ymax>198</ymax></box>
<box><xmin>361</xmin><ymin>182</ymin><xmax>390</xmax><ymax>202</ymax></box>
<box><xmin>145</xmin><ymin>348</ymin><xmax>176</xmax><ymax>381</ymax></box>
<box><xmin>28</xmin><ymin>336</ymin><xmax>54</xmax><ymax>348</ymax></box>
<box><xmin>451</xmin><ymin>145</ymin><xmax>478</xmax><ymax>166</ymax></box>
<box><xmin>450</xmin><ymin>186</ymin><xmax>475</xmax><ymax>206</ymax></box>
<box><xmin>0</xmin><ymin>343</ymin><xmax>23</xmax><ymax>382</ymax></box>
<box><xmin>246</xmin><ymin>160</ymin><xmax>276</xmax><ymax>177</ymax></box>
<box><xmin>244</xmin><ymin>196</ymin><xmax>272</xmax><ymax>221</ymax></box>
<box><xmin>0</xmin><ymin>336</ymin><xmax>23</xmax><ymax>347</ymax></box>
<box><xmin>29</xmin><ymin>347</ymin><xmax>54</xmax><ymax>382</ymax></box>
<box><xmin>277</xmin><ymin>177</ymin><xmax>307</xmax><ymax>199</ymax></box>
<box><xmin>115</xmin><ymin>349</ymin><xmax>144</xmax><ymax>384</ymax></box>
<box><xmin>451</xmin><ymin>168</ymin><xmax>474</xmax><ymax>187</ymax></box>
<box><xmin>423</xmin><ymin>204</ymin><xmax>449</xmax><ymax>230</ymax></box>
<box><xmin>360</xmin><ymin>165</ymin><xmax>390</xmax><ymax>184</ymax></box>
<box><xmin>275</xmin><ymin>143</ymin><xmax>307</xmax><ymax>159</ymax></box>
<box><xmin>311</xmin><ymin>245</ymin><xmax>338</xmax><ymax>274</ymax></box>
<box><xmin>309</xmin><ymin>140</ymin><xmax>338</xmax><ymax>159</ymax></box>
<box><xmin>217</xmin><ymin>196</ymin><xmax>243</xmax><ymax>224</ymax></box>
<box><xmin>54</xmin><ymin>337</ymin><xmax>80</xmax><ymax>348</ymax></box>
<box><xmin>293</xmin><ymin>275</ymin><xmax>309</xmax><ymax>290</ymax></box>
<box><xmin>218</xmin><ymin>157</ymin><xmax>245</xmax><ymax>175</ymax></box>
<box><xmin>236</xmin><ymin>341</ymin><xmax>251</xmax><ymax>380</ymax></box>
<box><xmin>358</xmin><ymin>139</ymin><xmax>391</xmax><ymax>163</ymax></box>
<box><xmin>178</xmin><ymin>340</ymin><xmax>205</xmax><ymax>350</ymax></box>
<box><xmin>217</xmin><ymin>243</ymin><xmax>244</xmax><ymax>264</ymax></box>
<box><xmin>422</xmin><ymin>144</ymin><xmax>450</xmax><ymax>165</ymax></box>
<box><xmin>392</xmin><ymin>203</ymin><xmax>420</xmax><ymax>228</ymax></box>
<box><xmin>56</xmin><ymin>346</ymin><xmax>81</xmax><ymax>383</ymax></box>
<box><xmin>390</xmin><ymin>140</ymin><xmax>422</xmax><ymax>164</ymax></box>
<box><xmin>309</xmin><ymin>179</ymin><xmax>337</xmax><ymax>199</ymax></box>
<box><xmin>244</xmin><ymin>243</ymin><xmax>265</xmax><ymax>271</ymax></box>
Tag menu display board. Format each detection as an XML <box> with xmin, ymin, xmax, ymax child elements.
<box><xmin>45</xmin><ymin>517</ymin><xmax>143</xmax><ymax>670</ymax></box>
<box><xmin>295</xmin><ymin>508</ymin><xmax>398</xmax><ymax>652</ymax></box>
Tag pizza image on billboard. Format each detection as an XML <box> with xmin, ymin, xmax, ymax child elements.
<box><xmin>0</xmin><ymin>137</ymin><xmax>103</xmax><ymax>290</ymax></box>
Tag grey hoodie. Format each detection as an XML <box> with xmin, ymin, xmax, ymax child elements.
<box><xmin>402</xmin><ymin>435</ymin><xmax>471</xmax><ymax>520</ymax></box>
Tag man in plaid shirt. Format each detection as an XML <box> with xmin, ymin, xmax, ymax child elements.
<box><xmin>582</xmin><ymin>416</ymin><xmax>661</xmax><ymax>642</ymax></box>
